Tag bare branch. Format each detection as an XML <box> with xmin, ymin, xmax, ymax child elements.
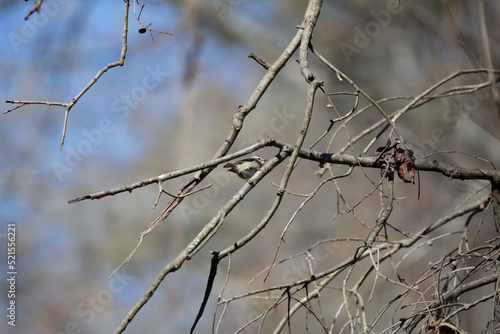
<box><xmin>68</xmin><ymin>139</ymin><xmax>273</xmax><ymax>203</ymax></box>
<box><xmin>7</xmin><ymin>0</ymin><xmax>131</xmax><ymax>150</ymax></box>
<box><xmin>70</xmin><ymin>137</ymin><xmax>500</xmax><ymax>206</ymax></box>
<box><xmin>24</xmin><ymin>0</ymin><xmax>43</xmax><ymax>21</ymax></box>
<box><xmin>248</xmin><ymin>51</ymin><xmax>270</xmax><ymax>70</ymax></box>
<box><xmin>404</xmin><ymin>272</ymin><xmax>500</xmax><ymax>332</ymax></box>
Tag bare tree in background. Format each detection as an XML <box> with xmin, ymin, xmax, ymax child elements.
<box><xmin>6</xmin><ymin>1</ymin><xmax>500</xmax><ymax>333</ymax></box>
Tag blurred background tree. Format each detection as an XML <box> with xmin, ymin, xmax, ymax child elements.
<box><xmin>1</xmin><ymin>1</ymin><xmax>499</xmax><ymax>333</ymax></box>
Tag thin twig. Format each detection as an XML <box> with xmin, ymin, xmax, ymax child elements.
<box><xmin>24</xmin><ymin>0</ymin><xmax>44</xmax><ymax>20</ymax></box>
<box><xmin>248</xmin><ymin>51</ymin><xmax>270</xmax><ymax>70</ymax></box>
<box><xmin>7</xmin><ymin>0</ymin><xmax>131</xmax><ymax>150</ymax></box>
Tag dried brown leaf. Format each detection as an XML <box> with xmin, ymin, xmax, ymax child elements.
<box><xmin>376</xmin><ymin>140</ymin><xmax>415</xmax><ymax>184</ymax></box>
<box><xmin>426</xmin><ymin>317</ymin><xmax>458</xmax><ymax>334</ymax></box>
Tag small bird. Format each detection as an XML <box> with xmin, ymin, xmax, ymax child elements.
<box><xmin>223</xmin><ymin>156</ymin><xmax>267</xmax><ymax>180</ymax></box>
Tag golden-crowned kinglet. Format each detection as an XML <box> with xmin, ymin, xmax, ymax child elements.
<box><xmin>223</xmin><ymin>156</ymin><xmax>266</xmax><ymax>180</ymax></box>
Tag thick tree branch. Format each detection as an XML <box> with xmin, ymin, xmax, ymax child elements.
<box><xmin>299</xmin><ymin>0</ymin><xmax>322</xmax><ymax>82</ymax></box>
<box><xmin>69</xmin><ymin>137</ymin><xmax>500</xmax><ymax>205</ymax></box>
<box><xmin>68</xmin><ymin>139</ymin><xmax>274</xmax><ymax>203</ymax></box>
